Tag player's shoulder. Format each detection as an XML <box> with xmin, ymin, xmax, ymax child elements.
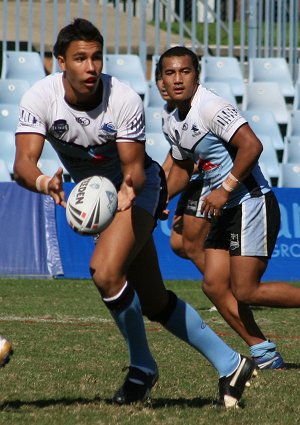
<box><xmin>21</xmin><ymin>73</ymin><xmax>61</xmax><ymax>103</ymax></box>
<box><xmin>196</xmin><ymin>84</ymin><xmax>238</xmax><ymax>120</ymax></box>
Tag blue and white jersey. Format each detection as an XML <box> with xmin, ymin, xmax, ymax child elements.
<box><xmin>164</xmin><ymin>85</ymin><xmax>271</xmax><ymax>208</ymax></box>
<box><xmin>16</xmin><ymin>73</ymin><xmax>148</xmax><ymax>186</ymax></box>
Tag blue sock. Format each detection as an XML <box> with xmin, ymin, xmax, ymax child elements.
<box><xmin>250</xmin><ymin>340</ymin><xmax>276</xmax><ymax>359</ymax></box>
<box><xmin>164</xmin><ymin>297</ymin><xmax>240</xmax><ymax>377</ymax></box>
<box><xmin>108</xmin><ymin>290</ymin><xmax>157</xmax><ymax>375</ymax></box>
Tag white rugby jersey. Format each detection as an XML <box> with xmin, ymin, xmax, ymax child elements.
<box><xmin>163</xmin><ymin>85</ymin><xmax>271</xmax><ymax>208</ymax></box>
<box><xmin>16</xmin><ymin>73</ymin><xmax>148</xmax><ymax>184</ymax></box>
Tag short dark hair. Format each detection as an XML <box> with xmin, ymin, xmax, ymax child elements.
<box><xmin>155</xmin><ymin>63</ymin><xmax>161</xmax><ymax>82</ymax></box>
<box><xmin>53</xmin><ymin>18</ymin><xmax>104</xmax><ymax>58</ymax></box>
<box><xmin>158</xmin><ymin>46</ymin><xmax>200</xmax><ymax>80</ymax></box>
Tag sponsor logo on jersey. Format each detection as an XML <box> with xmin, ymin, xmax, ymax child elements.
<box><xmin>182</xmin><ymin>123</ymin><xmax>188</xmax><ymax>130</ymax></box>
<box><xmin>230</xmin><ymin>233</ymin><xmax>240</xmax><ymax>250</ymax></box>
<box><xmin>76</xmin><ymin>117</ymin><xmax>90</xmax><ymax>126</ymax></box>
<box><xmin>20</xmin><ymin>108</ymin><xmax>38</xmax><ymax>126</ymax></box>
<box><xmin>191</xmin><ymin>123</ymin><xmax>201</xmax><ymax>137</ymax></box>
<box><xmin>51</xmin><ymin>119</ymin><xmax>69</xmax><ymax>138</ymax></box>
<box><xmin>213</xmin><ymin>106</ymin><xmax>240</xmax><ymax>131</ymax></box>
<box><xmin>198</xmin><ymin>158</ymin><xmax>221</xmax><ymax>172</ymax></box>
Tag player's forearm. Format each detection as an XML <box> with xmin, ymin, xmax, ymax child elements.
<box><xmin>14</xmin><ymin>158</ymin><xmax>46</xmax><ymax>193</ymax></box>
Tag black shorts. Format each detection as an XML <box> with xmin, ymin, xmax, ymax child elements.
<box><xmin>175</xmin><ymin>178</ymin><xmax>208</xmax><ymax>218</ymax></box>
<box><xmin>205</xmin><ymin>191</ymin><xmax>280</xmax><ymax>257</ymax></box>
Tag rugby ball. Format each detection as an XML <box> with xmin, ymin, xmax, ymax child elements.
<box><xmin>66</xmin><ymin>176</ymin><xmax>118</xmax><ymax>235</ymax></box>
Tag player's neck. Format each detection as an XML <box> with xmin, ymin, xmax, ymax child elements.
<box><xmin>64</xmin><ymin>79</ymin><xmax>103</xmax><ymax>111</ymax></box>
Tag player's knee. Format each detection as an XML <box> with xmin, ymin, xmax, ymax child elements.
<box><xmin>146</xmin><ymin>290</ymin><xmax>178</xmax><ymax>325</ymax></box>
<box><xmin>231</xmin><ymin>285</ymin><xmax>254</xmax><ymax>304</ymax></box>
<box><xmin>202</xmin><ymin>278</ymin><xmax>219</xmax><ymax>299</ymax></box>
<box><xmin>89</xmin><ymin>263</ymin><xmax>120</xmax><ymax>294</ymax></box>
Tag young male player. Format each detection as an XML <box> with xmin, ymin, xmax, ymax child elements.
<box><xmin>13</xmin><ymin>19</ymin><xmax>256</xmax><ymax>407</ymax></box>
<box><xmin>156</xmin><ymin>61</ymin><xmax>284</xmax><ymax>369</ymax></box>
<box><xmin>158</xmin><ymin>46</ymin><xmax>300</xmax><ymax>368</ymax></box>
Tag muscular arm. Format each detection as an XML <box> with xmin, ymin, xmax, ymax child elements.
<box><xmin>167</xmin><ymin>157</ymin><xmax>194</xmax><ymax>201</ymax></box>
<box><xmin>116</xmin><ymin>141</ymin><xmax>146</xmax><ymax>211</ymax></box>
<box><xmin>14</xmin><ymin>133</ymin><xmax>66</xmax><ymax>206</ymax></box>
<box><xmin>201</xmin><ymin>124</ymin><xmax>263</xmax><ymax>217</ymax></box>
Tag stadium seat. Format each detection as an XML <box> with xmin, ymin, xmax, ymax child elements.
<box><xmin>145</xmin><ymin>132</ymin><xmax>170</xmax><ymax>166</ymax></box>
<box><xmin>1</xmin><ymin>50</ymin><xmax>47</xmax><ymax>86</ymax></box>
<box><xmin>104</xmin><ymin>54</ymin><xmax>147</xmax><ymax>98</ymax></box>
<box><xmin>0</xmin><ymin>159</ymin><xmax>12</xmax><ymax>182</ymax></box>
<box><xmin>150</xmin><ymin>54</ymin><xmax>160</xmax><ymax>81</ymax></box>
<box><xmin>0</xmin><ymin>104</ymin><xmax>20</xmax><ymax>132</ymax></box>
<box><xmin>0</xmin><ymin>79</ymin><xmax>30</xmax><ymax>104</ymax></box>
<box><xmin>282</xmin><ymin>136</ymin><xmax>300</xmax><ymax>163</ymax></box>
<box><xmin>286</xmin><ymin>110</ymin><xmax>300</xmax><ymax>137</ymax></box>
<box><xmin>145</xmin><ymin>106</ymin><xmax>164</xmax><ymax>133</ymax></box>
<box><xmin>200</xmin><ymin>56</ymin><xmax>245</xmax><ymax>98</ymax></box>
<box><xmin>248</xmin><ymin>57</ymin><xmax>295</xmax><ymax>98</ymax></box>
<box><xmin>241</xmin><ymin>82</ymin><xmax>289</xmax><ymax>125</ymax></box>
<box><xmin>36</xmin><ymin>158</ymin><xmax>62</xmax><ymax>177</ymax></box>
<box><xmin>143</xmin><ymin>81</ymin><xmax>165</xmax><ymax>108</ymax></box>
<box><xmin>0</xmin><ymin>130</ymin><xmax>15</xmax><ymax>173</ymax></box>
<box><xmin>277</xmin><ymin>163</ymin><xmax>300</xmax><ymax>188</ymax></box>
<box><xmin>203</xmin><ymin>82</ymin><xmax>238</xmax><ymax>108</ymax></box>
<box><xmin>293</xmin><ymin>82</ymin><xmax>300</xmax><ymax>110</ymax></box>
<box><xmin>241</xmin><ymin>110</ymin><xmax>284</xmax><ymax>150</ymax></box>
<box><xmin>258</xmin><ymin>135</ymin><xmax>280</xmax><ymax>179</ymax></box>
<box><xmin>40</xmin><ymin>140</ymin><xmax>69</xmax><ymax>176</ymax></box>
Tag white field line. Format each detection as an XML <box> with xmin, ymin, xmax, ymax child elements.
<box><xmin>0</xmin><ymin>315</ymin><xmax>113</xmax><ymax>325</ymax></box>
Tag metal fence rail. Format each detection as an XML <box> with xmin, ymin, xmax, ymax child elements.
<box><xmin>0</xmin><ymin>0</ymin><xmax>299</xmax><ymax>80</ymax></box>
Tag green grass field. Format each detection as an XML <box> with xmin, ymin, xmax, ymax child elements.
<box><xmin>0</xmin><ymin>278</ymin><xmax>299</xmax><ymax>425</ymax></box>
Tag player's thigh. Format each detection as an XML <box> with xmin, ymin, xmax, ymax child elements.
<box><xmin>90</xmin><ymin>205</ymin><xmax>155</xmax><ymax>277</ymax></box>
<box><xmin>128</xmin><ymin>235</ymin><xmax>169</xmax><ymax>316</ymax></box>
<box><xmin>182</xmin><ymin>215</ymin><xmax>211</xmax><ymax>249</ymax></box>
<box><xmin>230</xmin><ymin>256</ymin><xmax>268</xmax><ymax>298</ymax></box>
<box><xmin>203</xmin><ymin>248</ymin><xmax>231</xmax><ymax>292</ymax></box>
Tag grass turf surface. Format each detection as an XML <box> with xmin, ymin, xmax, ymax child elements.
<box><xmin>0</xmin><ymin>278</ymin><xmax>299</xmax><ymax>425</ymax></box>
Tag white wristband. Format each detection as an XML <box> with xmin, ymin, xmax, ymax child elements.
<box><xmin>35</xmin><ymin>175</ymin><xmax>51</xmax><ymax>194</ymax></box>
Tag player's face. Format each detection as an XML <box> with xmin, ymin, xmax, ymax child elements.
<box><xmin>160</xmin><ymin>55</ymin><xmax>198</xmax><ymax>105</ymax></box>
<box><xmin>58</xmin><ymin>40</ymin><xmax>103</xmax><ymax>101</ymax></box>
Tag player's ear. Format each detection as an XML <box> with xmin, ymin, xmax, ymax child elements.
<box><xmin>57</xmin><ymin>55</ymin><xmax>66</xmax><ymax>71</ymax></box>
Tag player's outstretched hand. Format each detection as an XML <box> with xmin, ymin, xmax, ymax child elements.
<box><xmin>48</xmin><ymin>167</ymin><xmax>66</xmax><ymax>208</ymax></box>
<box><xmin>117</xmin><ymin>174</ymin><xmax>136</xmax><ymax>212</ymax></box>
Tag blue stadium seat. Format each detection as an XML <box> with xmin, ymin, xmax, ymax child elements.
<box><xmin>1</xmin><ymin>50</ymin><xmax>46</xmax><ymax>86</ymax></box>
<box><xmin>203</xmin><ymin>82</ymin><xmax>238</xmax><ymax>108</ymax></box>
<box><xmin>104</xmin><ymin>54</ymin><xmax>147</xmax><ymax>98</ymax></box>
<box><xmin>0</xmin><ymin>159</ymin><xmax>12</xmax><ymax>182</ymax></box>
<box><xmin>200</xmin><ymin>56</ymin><xmax>245</xmax><ymax>98</ymax></box>
<box><xmin>242</xmin><ymin>110</ymin><xmax>284</xmax><ymax>150</ymax></box>
<box><xmin>242</xmin><ymin>82</ymin><xmax>289</xmax><ymax>125</ymax></box>
<box><xmin>40</xmin><ymin>140</ymin><xmax>69</xmax><ymax>176</ymax></box>
<box><xmin>286</xmin><ymin>110</ymin><xmax>300</xmax><ymax>137</ymax></box>
<box><xmin>37</xmin><ymin>158</ymin><xmax>62</xmax><ymax>177</ymax></box>
<box><xmin>248</xmin><ymin>57</ymin><xmax>294</xmax><ymax>98</ymax></box>
<box><xmin>0</xmin><ymin>104</ymin><xmax>20</xmax><ymax>132</ymax></box>
<box><xmin>0</xmin><ymin>131</ymin><xmax>15</xmax><ymax>173</ymax></box>
<box><xmin>143</xmin><ymin>81</ymin><xmax>165</xmax><ymax>108</ymax></box>
<box><xmin>278</xmin><ymin>163</ymin><xmax>300</xmax><ymax>188</ymax></box>
<box><xmin>282</xmin><ymin>136</ymin><xmax>300</xmax><ymax>163</ymax></box>
<box><xmin>150</xmin><ymin>54</ymin><xmax>160</xmax><ymax>82</ymax></box>
<box><xmin>145</xmin><ymin>106</ymin><xmax>164</xmax><ymax>133</ymax></box>
<box><xmin>293</xmin><ymin>82</ymin><xmax>300</xmax><ymax>110</ymax></box>
<box><xmin>0</xmin><ymin>79</ymin><xmax>30</xmax><ymax>104</ymax></box>
<box><xmin>258</xmin><ymin>135</ymin><xmax>280</xmax><ymax>179</ymax></box>
<box><xmin>145</xmin><ymin>132</ymin><xmax>170</xmax><ymax>166</ymax></box>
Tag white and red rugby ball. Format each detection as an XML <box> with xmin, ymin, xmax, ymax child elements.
<box><xmin>66</xmin><ymin>176</ymin><xmax>118</xmax><ymax>235</ymax></box>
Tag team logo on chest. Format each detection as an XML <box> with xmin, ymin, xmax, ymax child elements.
<box><xmin>50</xmin><ymin>119</ymin><xmax>69</xmax><ymax>138</ymax></box>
